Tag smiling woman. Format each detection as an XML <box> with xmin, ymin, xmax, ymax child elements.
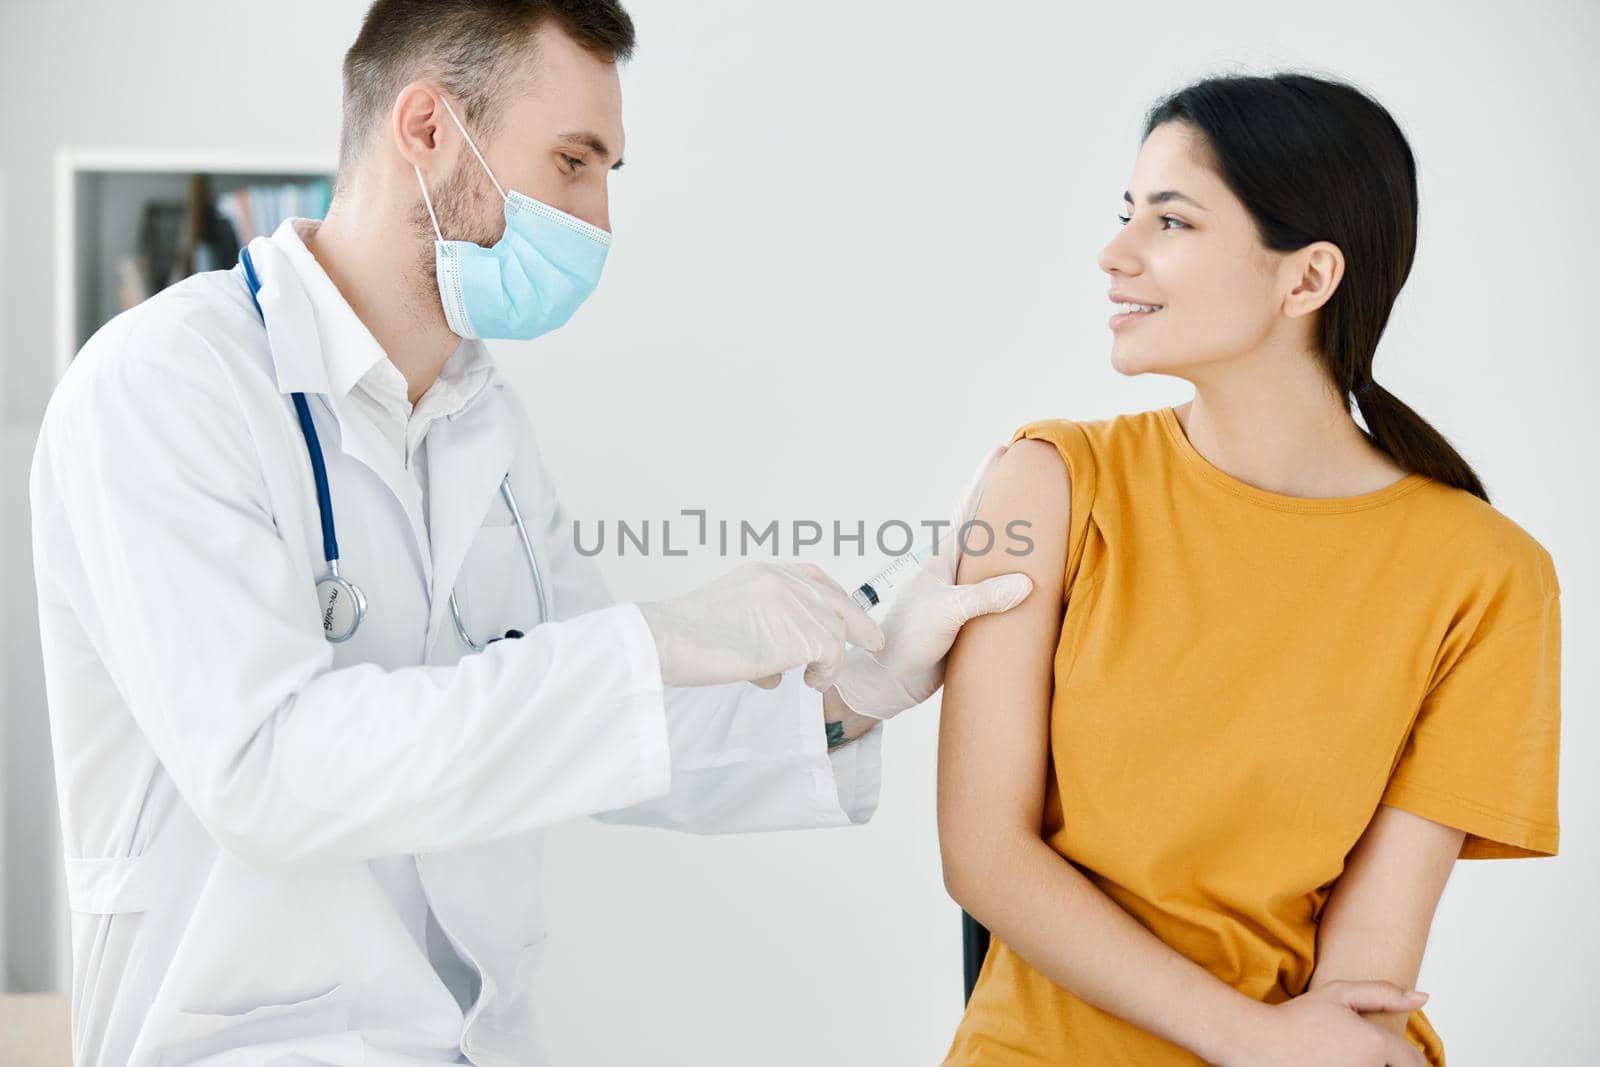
<box><xmin>937</xmin><ymin>71</ymin><xmax>1561</xmax><ymax>1067</ymax></box>
<box><xmin>1102</xmin><ymin>75</ymin><xmax>1486</xmax><ymax>501</ymax></box>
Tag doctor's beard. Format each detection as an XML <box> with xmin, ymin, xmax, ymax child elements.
<box><xmin>407</xmin><ymin>156</ymin><xmax>507</xmax><ymax>323</ymax></box>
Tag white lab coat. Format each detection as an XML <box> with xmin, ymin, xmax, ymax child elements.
<box><xmin>29</xmin><ymin>223</ymin><xmax>883</xmax><ymax>1067</ymax></box>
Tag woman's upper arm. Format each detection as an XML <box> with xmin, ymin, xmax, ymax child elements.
<box><xmin>938</xmin><ymin>438</ymin><xmax>1072</xmax><ymax>896</ymax></box>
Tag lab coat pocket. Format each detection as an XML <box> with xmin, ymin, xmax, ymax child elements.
<box><xmin>65</xmin><ymin>855</ymin><xmax>148</xmax><ymax>914</ymax></box>
<box><xmin>157</xmin><ymin>982</ymin><xmax>355</xmax><ymax>1066</ymax></box>
<box><xmin>65</xmin><ymin>854</ymin><xmax>149</xmax><ymax>1056</ymax></box>
<box><xmin>455</xmin><ymin>525</ymin><xmax>548</xmax><ymax>640</ymax></box>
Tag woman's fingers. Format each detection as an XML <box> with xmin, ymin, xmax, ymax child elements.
<box><xmin>1326</xmin><ymin>979</ymin><xmax>1428</xmax><ymax>1015</ymax></box>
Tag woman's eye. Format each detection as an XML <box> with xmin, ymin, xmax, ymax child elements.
<box><xmin>1118</xmin><ymin>212</ymin><xmax>1188</xmax><ymax>230</ymax></box>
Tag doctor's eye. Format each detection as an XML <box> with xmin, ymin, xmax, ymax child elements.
<box><xmin>559</xmin><ymin>153</ymin><xmax>586</xmax><ymax>173</ymax></box>
<box><xmin>1116</xmin><ymin>213</ymin><xmax>1131</xmax><ymax>226</ymax></box>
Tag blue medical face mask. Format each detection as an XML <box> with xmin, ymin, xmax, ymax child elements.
<box><xmin>414</xmin><ymin>95</ymin><xmax>611</xmax><ymax>341</ymax></box>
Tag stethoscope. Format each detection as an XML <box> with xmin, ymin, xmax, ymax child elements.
<box><xmin>239</xmin><ymin>245</ymin><xmax>547</xmax><ymax>649</ymax></box>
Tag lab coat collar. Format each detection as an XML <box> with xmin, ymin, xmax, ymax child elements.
<box><xmin>265</xmin><ymin>217</ymin><xmax>497</xmax><ymax>415</ymax></box>
<box><xmin>269</xmin><ymin>217</ymin><xmax>388</xmax><ymax>401</ymax></box>
<box><xmin>242</xmin><ymin>229</ymin><xmax>329</xmax><ymax>399</ymax></box>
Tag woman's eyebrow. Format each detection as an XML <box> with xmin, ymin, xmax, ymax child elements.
<box><xmin>1123</xmin><ymin>189</ymin><xmax>1208</xmax><ymax>211</ymax></box>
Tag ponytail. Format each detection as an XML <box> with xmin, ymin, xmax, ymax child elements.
<box><xmin>1351</xmin><ymin>380</ymin><xmax>1487</xmax><ymax>502</ymax></box>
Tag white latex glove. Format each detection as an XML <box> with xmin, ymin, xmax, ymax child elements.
<box><xmin>832</xmin><ymin>444</ymin><xmax>1033</xmax><ymax>720</ymax></box>
<box><xmin>637</xmin><ymin>562</ymin><xmax>886</xmax><ymax>691</ymax></box>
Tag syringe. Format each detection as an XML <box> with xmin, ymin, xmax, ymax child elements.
<box><xmin>850</xmin><ymin>541</ymin><xmax>940</xmax><ymax>612</ymax></box>
<box><xmin>849</xmin><ymin>451</ymin><xmax>1003</xmax><ymax>613</ymax></box>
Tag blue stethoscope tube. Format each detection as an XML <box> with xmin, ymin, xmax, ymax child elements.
<box><xmin>238</xmin><ymin>245</ymin><xmax>544</xmax><ymax>647</ymax></box>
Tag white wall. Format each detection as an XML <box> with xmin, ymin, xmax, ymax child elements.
<box><xmin>3</xmin><ymin>0</ymin><xmax>1596</xmax><ymax>1063</ymax></box>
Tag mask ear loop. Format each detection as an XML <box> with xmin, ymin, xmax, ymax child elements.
<box><xmin>413</xmin><ymin>165</ymin><xmax>446</xmax><ymax>242</ymax></box>
<box><xmin>436</xmin><ymin>93</ymin><xmax>507</xmax><ymax>201</ymax></box>
<box><xmin>412</xmin><ymin>91</ymin><xmax>507</xmax><ymax>242</ymax></box>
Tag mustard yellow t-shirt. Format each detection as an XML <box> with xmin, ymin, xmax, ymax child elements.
<box><xmin>944</xmin><ymin>406</ymin><xmax>1561</xmax><ymax>1066</ymax></box>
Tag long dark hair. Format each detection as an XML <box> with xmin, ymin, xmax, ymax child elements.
<box><xmin>1143</xmin><ymin>73</ymin><xmax>1488</xmax><ymax>503</ymax></box>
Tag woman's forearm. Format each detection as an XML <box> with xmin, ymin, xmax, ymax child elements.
<box><xmin>950</xmin><ymin>830</ymin><xmax>1267</xmax><ymax>1065</ymax></box>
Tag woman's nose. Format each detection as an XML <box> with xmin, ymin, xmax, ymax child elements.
<box><xmin>1097</xmin><ymin>226</ymin><xmax>1141</xmax><ymax>277</ymax></box>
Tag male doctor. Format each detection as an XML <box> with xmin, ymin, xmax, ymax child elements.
<box><xmin>28</xmin><ymin>1</ymin><xmax>1031</xmax><ymax>1064</ymax></box>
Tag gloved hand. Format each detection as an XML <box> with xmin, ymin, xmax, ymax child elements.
<box><xmin>832</xmin><ymin>444</ymin><xmax>1033</xmax><ymax>720</ymax></box>
<box><xmin>637</xmin><ymin>562</ymin><xmax>886</xmax><ymax>691</ymax></box>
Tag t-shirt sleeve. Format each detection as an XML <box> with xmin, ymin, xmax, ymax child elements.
<box><xmin>1011</xmin><ymin>419</ymin><xmax>1098</xmax><ymax>596</ymax></box>
<box><xmin>1380</xmin><ymin>587</ymin><xmax>1562</xmax><ymax>859</ymax></box>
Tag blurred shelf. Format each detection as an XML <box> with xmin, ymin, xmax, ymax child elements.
<box><xmin>53</xmin><ymin>148</ymin><xmax>336</xmax><ymax>382</ymax></box>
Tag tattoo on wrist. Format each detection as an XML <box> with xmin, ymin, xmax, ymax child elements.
<box><xmin>825</xmin><ymin>719</ymin><xmax>847</xmax><ymax>749</ymax></box>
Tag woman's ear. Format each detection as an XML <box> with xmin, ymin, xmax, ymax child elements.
<box><xmin>1281</xmin><ymin>240</ymin><xmax>1346</xmax><ymax>318</ymax></box>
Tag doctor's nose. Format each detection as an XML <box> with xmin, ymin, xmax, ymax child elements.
<box><xmin>568</xmin><ymin>183</ymin><xmax>611</xmax><ymax>235</ymax></box>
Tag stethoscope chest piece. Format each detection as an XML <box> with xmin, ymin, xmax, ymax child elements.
<box><xmin>317</xmin><ymin>569</ymin><xmax>367</xmax><ymax>643</ymax></box>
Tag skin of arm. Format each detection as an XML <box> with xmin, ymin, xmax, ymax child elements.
<box><xmin>937</xmin><ymin>438</ymin><xmax>1276</xmax><ymax>1063</ymax></box>
<box><xmin>1307</xmin><ymin>803</ymin><xmax>1464</xmax><ymax>1037</ymax></box>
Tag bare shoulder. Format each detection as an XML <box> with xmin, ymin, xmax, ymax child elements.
<box><xmin>957</xmin><ymin>438</ymin><xmax>1072</xmax><ymax>604</ymax></box>
<box><xmin>995</xmin><ymin>437</ymin><xmax>1073</xmax><ymax>501</ymax></box>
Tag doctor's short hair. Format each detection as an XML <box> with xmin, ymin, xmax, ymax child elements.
<box><xmin>337</xmin><ymin>0</ymin><xmax>635</xmax><ymax>182</ymax></box>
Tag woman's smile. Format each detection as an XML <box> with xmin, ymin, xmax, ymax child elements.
<box><xmin>1108</xmin><ymin>296</ymin><xmax>1165</xmax><ymax>330</ymax></box>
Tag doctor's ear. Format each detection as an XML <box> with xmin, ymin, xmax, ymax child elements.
<box><xmin>392</xmin><ymin>82</ymin><xmax>457</xmax><ymax>172</ymax></box>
